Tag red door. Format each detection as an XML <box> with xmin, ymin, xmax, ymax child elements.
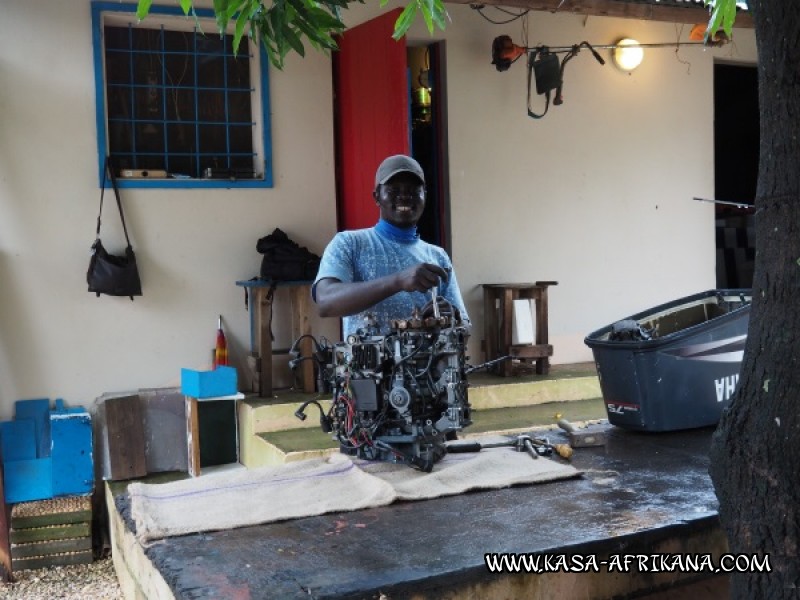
<box><xmin>333</xmin><ymin>10</ymin><xmax>409</xmax><ymax>231</ymax></box>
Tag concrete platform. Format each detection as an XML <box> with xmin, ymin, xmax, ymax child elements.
<box><xmin>107</xmin><ymin>424</ymin><xmax>726</xmax><ymax>600</ymax></box>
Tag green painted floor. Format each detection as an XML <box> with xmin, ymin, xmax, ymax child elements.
<box><xmin>259</xmin><ymin>397</ymin><xmax>606</xmax><ymax>453</ymax></box>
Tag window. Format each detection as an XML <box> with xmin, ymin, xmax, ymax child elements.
<box><xmin>91</xmin><ymin>2</ymin><xmax>272</xmax><ymax>188</ymax></box>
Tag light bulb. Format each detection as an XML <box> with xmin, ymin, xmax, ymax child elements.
<box><xmin>613</xmin><ymin>38</ymin><xmax>644</xmax><ymax>72</ymax></box>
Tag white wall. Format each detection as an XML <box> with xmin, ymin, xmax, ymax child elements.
<box><xmin>0</xmin><ymin>1</ymin><xmax>756</xmax><ymax>419</ymax></box>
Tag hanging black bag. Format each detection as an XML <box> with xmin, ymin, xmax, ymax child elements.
<box><xmin>527</xmin><ymin>49</ymin><xmax>561</xmax><ymax>119</ymax></box>
<box><xmin>87</xmin><ymin>158</ymin><xmax>142</xmax><ymax>300</ymax></box>
<box><xmin>256</xmin><ymin>228</ymin><xmax>321</xmax><ymax>282</ymax></box>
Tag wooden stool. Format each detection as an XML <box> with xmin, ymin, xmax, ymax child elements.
<box><xmin>236</xmin><ymin>280</ymin><xmax>315</xmax><ymax>397</ymax></box>
<box><xmin>482</xmin><ymin>282</ymin><xmax>558</xmax><ymax>376</ymax></box>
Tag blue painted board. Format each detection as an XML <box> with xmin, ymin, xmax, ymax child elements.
<box><xmin>0</xmin><ymin>420</ymin><xmax>37</xmax><ymax>462</ymax></box>
<box><xmin>51</xmin><ymin>410</ymin><xmax>94</xmax><ymax>497</ymax></box>
<box><xmin>14</xmin><ymin>399</ymin><xmax>51</xmax><ymax>458</ymax></box>
<box><xmin>4</xmin><ymin>458</ymin><xmax>53</xmax><ymax>504</ymax></box>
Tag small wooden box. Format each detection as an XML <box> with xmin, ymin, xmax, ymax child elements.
<box><xmin>181</xmin><ymin>366</ymin><xmax>238</xmax><ymax>399</ymax></box>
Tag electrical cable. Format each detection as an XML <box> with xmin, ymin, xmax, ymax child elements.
<box><xmin>471</xmin><ymin>4</ymin><xmax>530</xmax><ymax>25</ymax></box>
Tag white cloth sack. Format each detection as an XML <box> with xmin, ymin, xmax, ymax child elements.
<box><xmin>358</xmin><ymin>447</ymin><xmax>578</xmax><ymax>501</ymax></box>
<box><xmin>129</xmin><ymin>446</ymin><xmax>579</xmax><ymax>543</ymax></box>
<box><xmin>129</xmin><ymin>453</ymin><xmax>395</xmax><ymax>543</ymax></box>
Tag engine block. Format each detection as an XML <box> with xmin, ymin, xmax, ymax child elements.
<box><xmin>295</xmin><ymin>302</ymin><xmax>472</xmax><ymax>471</ymax></box>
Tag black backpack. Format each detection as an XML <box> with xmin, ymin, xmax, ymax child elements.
<box><xmin>256</xmin><ymin>228</ymin><xmax>321</xmax><ymax>282</ymax></box>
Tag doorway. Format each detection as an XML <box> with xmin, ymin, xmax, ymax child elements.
<box><xmin>408</xmin><ymin>43</ymin><xmax>449</xmax><ymax>250</ymax></box>
<box><xmin>713</xmin><ymin>62</ymin><xmax>758</xmax><ymax>289</ymax></box>
<box><xmin>332</xmin><ymin>13</ymin><xmax>450</xmax><ymax>251</ymax></box>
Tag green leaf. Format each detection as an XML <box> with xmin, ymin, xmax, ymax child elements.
<box><xmin>304</xmin><ymin>6</ymin><xmax>347</xmax><ymax>31</ymax></box>
<box><xmin>198</xmin><ymin>0</ymin><xmax>445</xmax><ymax>68</ymax></box>
<box><xmin>226</xmin><ymin>0</ymin><xmax>245</xmax><ymax>21</ymax></box>
<box><xmin>393</xmin><ymin>1</ymin><xmax>417</xmax><ymax>40</ymax></box>
<box><xmin>282</xmin><ymin>24</ymin><xmax>306</xmax><ymax>57</ymax></box>
<box><xmin>293</xmin><ymin>12</ymin><xmax>338</xmax><ymax>51</ymax></box>
<box><xmin>256</xmin><ymin>14</ymin><xmax>279</xmax><ymax>56</ymax></box>
<box><xmin>705</xmin><ymin>3</ymin><xmax>724</xmax><ymax>43</ymax></box>
<box><xmin>136</xmin><ymin>0</ymin><xmax>153</xmax><ymax>21</ymax></box>
<box><xmin>703</xmin><ymin>0</ymin><xmax>738</xmax><ymax>43</ymax></box>
<box><xmin>431</xmin><ymin>0</ymin><xmax>448</xmax><ymax>29</ymax></box>
<box><xmin>179</xmin><ymin>0</ymin><xmax>193</xmax><ymax>15</ymax></box>
<box><xmin>233</xmin><ymin>8</ymin><xmax>250</xmax><ymax>54</ymax></box>
<box><xmin>722</xmin><ymin>0</ymin><xmax>737</xmax><ymax>36</ymax></box>
<box><xmin>213</xmin><ymin>0</ymin><xmax>230</xmax><ymax>16</ymax></box>
<box><xmin>213</xmin><ymin>0</ymin><xmax>231</xmax><ymax>32</ymax></box>
<box><xmin>420</xmin><ymin>0</ymin><xmax>434</xmax><ymax>33</ymax></box>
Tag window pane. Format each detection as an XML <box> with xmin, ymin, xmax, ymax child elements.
<box><xmin>229</xmin><ymin>155</ymin><xmax>255</xmax><ymax>171</ymax></box>
<box><xmin>134</xmin><ymin>86</ymin><xmax>163</xmax><ymax>121</ymax></box>
<box><xmin>199</xmin><ymin>124</ymin><xmax>227</xmax><ymax>154</ymax></box>
<box><xmin>105</xmin><ymin>53</ymin><xmax>130</xmax><ymax>85</ymax></box>
<box><xmin>197</xmin><ymin>54</ymin><xmax>224</xmax><ymax>88</ymax></box>
<box><xmin>108</xmin><ymin>122</ymin><xmax>133</xmax><ymax>154</ymax></box>
<box><xmin>227</xmin><ymin>54</ymin><xmax>250</xmax><ymax>89</ymax></box>
<box><xmin>197</xmin><ymin>90</ymin><xmax>226</xmax><ymax>123</ymax></box>
<box><xmin>166</xmin><ymin>89</ymin><xmax>195</xmax><ymax>122</ymax></box>
<box><xmin>107</xmin><ymin>86</ymin><xmax>132</xmax><ymax>120</ymax></box>
<box><xmin>229</xmin><ymin>124</ymin><xmax>253</xmax><ymax>154</ymax></box>
<box><xmin>135</xmin><ymin>123</ymin><xmax>165</xmax><ymax>154</ymax></box>
<box><xmin>167</xmin><ymin>123</ymin><xmax>196</xmax><ymax>154</ymax></box>
<box><xmin>227</xmin><ymin>90</ymin><xmax>251</xmax><ymax>123</ymax></box>
<box><xmin>196</xmin><ymin>34</ymin><xmax>225</xmax><ymax>56</ymax></box>
<box><xmin>104</xmin><ymin>26</ymin><xmax>130</xmax><ymax>51</ymax></box>
<box><xmin>169</xmin><ymin>155</ymin><xmax>196</xmax><ymax>177</ymax></box>
<box><xmin>136</xmin><ymin>155</ymin><xmax>167</xmax><ymax>171</ymax></box>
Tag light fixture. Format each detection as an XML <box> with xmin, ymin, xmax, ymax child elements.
<box><xmin>613</xmin><ymin>38</ymin><xmax>644</xmax><ymax>72</ymax></box>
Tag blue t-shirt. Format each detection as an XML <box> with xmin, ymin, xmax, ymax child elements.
<box><xmin>313</xmin><ymin>225</ymin><xmax>469</xmax><ymax>337</ymax></box>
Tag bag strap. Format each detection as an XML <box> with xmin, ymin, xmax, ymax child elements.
<box><xmin>526</xmin><ymin>50</ymin><xmax>551</xmax><ymax>120</ymax></box>
<box><xmin>97</xmin><ymin>157</ymin><xmax>134</xmax><ymax>249</ymax></box>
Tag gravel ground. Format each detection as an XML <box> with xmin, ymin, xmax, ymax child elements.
<box><xmin>0</xmin><ymin>558</ymin><xmax>122</xmax><ymax>600</ymax></box>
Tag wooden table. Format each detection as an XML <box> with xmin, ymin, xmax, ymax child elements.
<box><xmin>236</xmin><ymin>280</ymin><xmax>315</xmax><ymax>397</ymax></box>
<box><xmin>482</xmin><ymin>282</ymin><xmax>558</xmax><ymax>376</ymax></box>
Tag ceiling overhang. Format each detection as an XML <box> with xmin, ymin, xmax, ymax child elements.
<box><xmin>446</xmin><ymin>0</ymin><xmax>754</xmax><ymax>29</ymax></box>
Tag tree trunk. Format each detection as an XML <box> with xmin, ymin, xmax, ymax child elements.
<box><xmin>708</xmin><ymin>1</ymin><xmax>800</xmax><ymax>597</ymax></box>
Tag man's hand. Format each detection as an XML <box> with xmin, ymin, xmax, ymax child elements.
<box><xmin>314</xmin><ymin>262</ymin><xmax>449</xmax><ymax>319</ymax></box>
<box><xmin>394</xmin><ymin>262</ymin><xmax>449</xmax><ymax>293</ymax></box>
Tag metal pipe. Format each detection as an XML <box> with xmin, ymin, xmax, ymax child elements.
<box><xmin>529</xmin><ymin>41</ymin><xmax>710</xmax><ymax>54</ymax></box>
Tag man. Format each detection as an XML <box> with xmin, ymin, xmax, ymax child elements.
<box><xmin>313</xmin><ymin>154</ymin><xmax>468</xmax><ymax>335</ymax></box>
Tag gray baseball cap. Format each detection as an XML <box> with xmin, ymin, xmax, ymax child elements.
<box><xmin>375</xmin><ymin>154</ymin><xmax>425</xmax><ymax>186</ymax></box>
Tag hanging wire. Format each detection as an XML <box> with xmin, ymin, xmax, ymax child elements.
<box><xmin>673</xmin><ymin>24</ymin><xmax>693</xmax><ymax>75</ymax></box>
<box><xmin>520</xmin><ymin>9</ymin><xmax>529</xmax><ymax>49</ymax></box>
<box><xmin>470</xmin><ymin>4</ymin><xmax>530</xmax><ymax>25</ymax></box>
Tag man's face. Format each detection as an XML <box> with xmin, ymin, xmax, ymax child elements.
<box><xmin>374</xmin><ymin>172</ymin><xmax>426</xmax><ymax>228</ymax></box>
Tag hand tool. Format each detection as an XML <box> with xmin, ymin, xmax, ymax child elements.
<box><xmin>447</xmin><ymin>434</ymin><xmax>573</xmax><ymax>460</ymax></box>
<box><xmin>557</xmin><ymin>419</ymin><xmax>606</xmax><ymax>448</ymax></box>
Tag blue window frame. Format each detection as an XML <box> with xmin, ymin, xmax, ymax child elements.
<box><xmin>91</xmin><ymin>2</ymin><xmax>273</xmax><ymax>188</ymax></box>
